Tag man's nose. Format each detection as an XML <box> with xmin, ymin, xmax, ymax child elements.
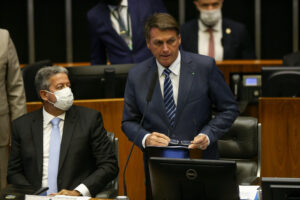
<box><xmin>162</xmin><ymin>43</ymin><xmax>169</xmax><ymax>52</ymax></box>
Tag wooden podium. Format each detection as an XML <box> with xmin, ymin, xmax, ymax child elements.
<box><xmin>259</xmin><ymin>98</ymin><xmax>300</xmax><ymax>178</ymax></box>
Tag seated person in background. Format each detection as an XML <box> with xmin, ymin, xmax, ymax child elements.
<box><xmin>87</xmin><ymin>0</ymin><xmax>167</xmax><ymax>65</ymax></box>
<box><xmin>283</xmin><ymin>51</ymin><xmax>300</xmax><ymax>66</ymax></box>
<box><xmin>7</xmin><ymin>66</ymin><xmax>118</xmax><ymax>197</ymax></box>
<box><xmin>181</xmin><ymin>0</ymin><xmax>255</xmax><ymax>60</ymax></box>
<box><xmin>0</xmin><ymin>28</ymin><xmax>27</xmax><ymax>189</ymax></box>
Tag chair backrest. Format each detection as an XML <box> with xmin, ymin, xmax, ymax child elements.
<box><xmin>22</xmin><ymin>60</ymin><xmax>52</xmax><ymax>102</ymax></box>
<box><xmin>96</xmin><ymin>132</ymin><xmax>119</xmax><ymax>198</ymax></box>
<box><xmin>218</xmin><ymin>116</ymin><xmax>261</xmax><ymax>185</ymax></box>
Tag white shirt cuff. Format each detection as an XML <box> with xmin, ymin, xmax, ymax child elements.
<box><xmin>142</xmin><ymin>133</ymin><xmax>151</xmax><ymax>148</ymax></box>
<box><xmin>74</xmin><ymin>184</ymin><xmax>91</xmax><ymax>197</ymax></box>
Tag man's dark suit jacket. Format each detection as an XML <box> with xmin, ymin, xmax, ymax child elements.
<box><xmin>122</xmin><ymin>50</ymin><xmax>239</xmax><ymax>159</ymax></box>
<box><xmin>7</xmin><ymin>105</ymin><xmax>118</xmax><ymax>197</ymax></box>
<box><xmin>87</xmin><ymin>0</ymin><xmax>167</xmax><ymax>65</ymax></box>
<box><xmin>180</xmin><ymin>18</ymin><xmax>255</xmax><ymax>60</ymax></box>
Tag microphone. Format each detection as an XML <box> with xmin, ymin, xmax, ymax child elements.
<box><xmin>232</xmin><ymin>74</ymin><xmax>240</xmax><ymax>99</ymax></box>
<box><xmin>122</xmin><ymin>70</ymin><xmax>158</xmax><ymax>197</ymax></box>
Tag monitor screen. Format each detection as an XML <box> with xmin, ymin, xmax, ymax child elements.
<box><xmin>261</xmin><ymin>66</ymin><xmax>300</xmax><ymax>97</ymax></box>
<box><xmin>66</xmin><ymin>64</ymin><xmax>134</xmax><ymax>99</ymax></box>
<box><xmin>148</xmin><ymin>157</ymin><xmax>240</xmax><ymax>200</ymax></box>
<box><xmin>261</xmin><ymin>177</ymin><xmax>300</xmax><ymax>200</ymax></box>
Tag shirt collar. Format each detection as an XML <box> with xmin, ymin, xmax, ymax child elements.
<box><xmin>157</xmin><ymin>51</ymin><xmax>181</xmax><ymax>77</ymax></box>
<box><xmin>108</xmin><ymin>0</ymin><xmax>128</xmax><ymax>11</ymax></box>
<box><xmin>198</xmin><ymin>17</ymin><xmax>222</xmax><ymax>32</ymax></box>
<box><xmin>43</xmin><ymin>107</ymin><xmax>66</xmax><ymax>128</ymax></box>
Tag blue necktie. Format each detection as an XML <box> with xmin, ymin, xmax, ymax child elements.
<box><xmin>163</xmin><ymin>69</ymin><xmax>176</xmax><ymax>127</ymax></box>
<box><xmin>47</xmin><ymin>117</ymin><xmax>61</xmax><ymax>195</ymax></box>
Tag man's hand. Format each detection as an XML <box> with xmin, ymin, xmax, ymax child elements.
<box><xmin>51</xmin><ymin>189</ymin><xmax>81</xmax><ymax>196</ymax></box>
<box><xmin>145</xmin><ymin>132</ymin><xmax>170</xmax><ymax>147</ymax></box>
<box><xmin>188</xmin><ymin>134</ymin><xmax>209</xmax><ymax>150</ymax></box>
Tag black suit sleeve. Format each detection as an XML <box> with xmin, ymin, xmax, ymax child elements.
<box><xmin>7</xmin><ymin>120</ymin><xmax>31</xmax><ymax>186</ymax></box>
<box><xmin>81</xmin><ymin>111</ymin><xmax>119</xmax><ymax>196</ymax></box>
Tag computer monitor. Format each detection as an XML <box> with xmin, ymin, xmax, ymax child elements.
<box><xmin>148</xmin><ymin>157</ymin><xmax>240</xmax><ymax>200</ymax></box>
<box><xmin>261</xmin><ymin>66</ymin><xmax>300</xmax><ymax>97</ymax></box>
<box><xmin>261</xmin><ymin>177</ymin><xmax>300</xmax><ymax>200</ymax></box>
<box><xmin>66</xmin><ymin>64</ymin><xmax>134</xmax><ymax>99</ymax></box>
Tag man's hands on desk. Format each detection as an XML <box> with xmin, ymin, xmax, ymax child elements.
<box><xmin>145</xmin><ymin>132</ymin><xmax>209</xmax><ymax>150</ymax></box>
<box><xmin>50</xmin><ymin>189</ymin><xmax>81</xmax><ymax>196</ymax></box>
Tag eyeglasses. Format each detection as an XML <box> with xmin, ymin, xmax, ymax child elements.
<box><xmin>169</xmin><ymin>139</ymin><xmax>191</xmax><ymax>146</ymax></box>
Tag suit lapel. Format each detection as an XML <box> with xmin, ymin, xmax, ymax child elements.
<box><xmin>58</xmin><ymin>106</ymin><xmax>77</xmax><ymax>171</ymax></box>
<box><xmin>191</xmin><ymin>19</ymin><xmax>199</xmax><ymax>53</ymax></box>
<box><xmin>175</xmin><ymin>51</ymin><xmax>195</xmax><ymax>126</ymax></box>
<box><xmin>222</xmin><ymin>20</ymin><xmax>230</xmax><ymax>59</ymax></box>
<box><xmin>128</xmin><ymin>0</ymin><xmax>137</xmax><ymax>50</ymax></box>
<box><xmin>102</xmin><ymin>3</ymin><xmax>130</xmax><ymax>50</ymax></box>
<box><xmin>31</xmin><ymin>109</ymin><xmax>44</xmax><ymax>179</ymax></box>
<box><xmin>147</xmin><ymin>59</ymin><xmax>169</xmax><ymax>125</ymax></box>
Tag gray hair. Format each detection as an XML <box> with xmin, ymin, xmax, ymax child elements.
<box><xmin>35</xmin><ymin>66</ymin><xmax>68</xmax><ymax>97</ymax></box>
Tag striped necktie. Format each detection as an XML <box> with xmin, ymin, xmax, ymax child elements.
<box><xmin>47</xmin><ymin>117</ymin><xmax>61</xmax><ymax>195</ymax></box>
<box><xmin>163</xmin><ymin>68</ymin><xmax>176</xmax><ymax>127</ymax></box>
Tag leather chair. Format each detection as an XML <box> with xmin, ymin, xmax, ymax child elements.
<box><xmin>218</xmin><ymin>116</ymin><xmax>261</xmax><ymax>185</ymax></box>
<box><xmin>96</xmin><ymin>132</ymin><xmax>119</xmax><ymax>198</ymax></box>
<box><xmin>21</xmin><ymin>60</ymin><xmax>52</xmax><ymax>101</ymax></box>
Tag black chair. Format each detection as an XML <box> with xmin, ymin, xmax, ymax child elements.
<box><xmin>22</xmin><ymin>60</ymin><xmax>52</xmax><ymax>102</ymax></box>
<box><xmin>283</xmin><ymin>51</ymin><xmax>300</xmax><ymax>66</ymax></box>
<box><xmin>96</xmin><ymin>132</ymin><xmax>119</xmax><ymax>198</ymax></box>
<box><xmin>218</xmin><ymin>116</ymin><xmax>261</xmax><ymax>185</ymax></box>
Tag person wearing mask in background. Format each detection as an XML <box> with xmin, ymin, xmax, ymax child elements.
<box><xmin>122</xmin><ymin>13</ymin><xmax>239</xmax><ymax>198</ymax></box>
<box><xmin>0</xmin><ymin>28</ymin><xmax>27</xmax><ymax>189</ymax></box>
<box><xmin>181</xmin><ymin>0</ymin><xmax>255</xmax><ymax>60</ymax></box>
<box><xmin>87</xmin><ymin>0</ymin><xmax>167</xmax><ymax>65</ymax></box>
<box><xmin>7</xmin><ymin>66</ymin><xmax>118</xmax><ymax>197</ymax></box>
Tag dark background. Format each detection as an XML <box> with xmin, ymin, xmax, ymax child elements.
<box><xmin>0</xmin><ymin>0</ymin><xmax>298</xmax><ymax>63</ymax></box>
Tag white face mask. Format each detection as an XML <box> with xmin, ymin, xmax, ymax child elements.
<box><xmin>200</xmin><ymin>8</ymin><xmax>221</xmax><ymax>27</ymax></box>
<box><xmin>47</xmin><ymin>87</ymin><xmax>74</xmax><ymax>111</ymax></box>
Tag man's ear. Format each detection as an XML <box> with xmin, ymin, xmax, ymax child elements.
<box><xmin>40</xmin><ymin>90</ymin><xmax>48</xmax><ymax>102</ymax></box>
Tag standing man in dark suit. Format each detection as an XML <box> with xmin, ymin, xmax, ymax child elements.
<box><xmin>181</xmin><ymin>0</ymin><xmax>255</xmax><ymax>60</ymax></box>
<box><xmin>87</xmin><ymin>0</ymin><xmax>167</xmax><ymax>65</ymax></box>
<box><xmin>122</xmin><ymin>13</ymin><xmax>239</xmax><ymax>160</ymax></box>
<box><xmin>7</xmin><ymin>66</ymin><xmax>118</xmax><ymax>197</ymax></box>
<box><xmin>122</xmin><ymin>13</ymin><xmax>239</xmax><ymax>198</ymax></box>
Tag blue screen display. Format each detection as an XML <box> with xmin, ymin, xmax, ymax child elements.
<box><xmin>245</xmin><ymin>78</ymin><xmax>258</xmax><ymax>86</ymax></box>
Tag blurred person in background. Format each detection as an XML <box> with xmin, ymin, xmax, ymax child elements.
<box><xmin>181</xmin><ymin>0</ymin><xmax>255</xmax><ymax>60</ymax></box>
<box><xmin>87</xmin><ymin>0</ymin><xmax>167</xmax><ymax>65</ymax></box>
<box><xmin>0</xmin><ymin>28</ymin><xmax>27</xmax><ymax>189</ymax></box>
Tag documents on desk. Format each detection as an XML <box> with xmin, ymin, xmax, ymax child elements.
<box><xmin>239</xmin><ymin>185</ymin><xmax>260</xmax><ymax>200</ymax></box>
<box><xmin>25</xmin><ymin>195</ymin><xmax>90</xmax><ymax>200</ymax></box>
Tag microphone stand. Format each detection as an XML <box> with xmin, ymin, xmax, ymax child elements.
<box><xmin>121</xmin><ymin>70</ymin><xmax>157</xmax><ymax>199</ymax></box>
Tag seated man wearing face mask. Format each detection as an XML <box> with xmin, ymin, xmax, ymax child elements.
<box><xmin>7</xmin><ymin>66</ymin><xmax>118</xmax><ymax>197</ymax></box>
<box><xmin>181</xmin><ymin>0</ymin><xmax>255</xmax><ymax>60</ymax></box>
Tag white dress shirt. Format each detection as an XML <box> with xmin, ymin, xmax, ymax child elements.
<box><xmin>108</xmin><ymin>0</ymin><xmax>132</xmax><ymax>49</ymax></box>
<box><xmin>42</xmin><ymin>108</ymin><xmax>90</xmax><ymax>196</ymax></box>
<box><xmin>198</xmin><ymin>18</ymin><xmax>224</xmax><ymax>61</ymax></box>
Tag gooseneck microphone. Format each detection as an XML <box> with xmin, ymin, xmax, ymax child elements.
<box><xmin>122</xmin><ymin>70</ymin><xmax>158</xmax><ymax>197</ymax></box>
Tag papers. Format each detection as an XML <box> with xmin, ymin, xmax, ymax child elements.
<box><xmin>239</xmin><ymin>185</ymin><xmax>260</xmax><ymax>200</ymax></box>
<box><xmin>25</xmin><ymin>195</ymin><xmax>90</xmax><ymax>200</ymax></box>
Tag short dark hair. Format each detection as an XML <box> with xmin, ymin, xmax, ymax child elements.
<box><xmin>144</xmin><ymin>13</ymin><xmax>179</xmax><ymax>41</ymax></box>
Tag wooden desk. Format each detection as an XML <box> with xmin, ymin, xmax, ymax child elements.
<box><xmin>216</xmin><ymin>60</ymin><xmax>282</xmax><ymax>84</ymax></box>
<box><xmin>259</xmin><ymin>97</ymin><xmax>300</xmax><ymax>178</ymax></box>
<box><xmin>27</xmin><ymin>99</ymin><xmax>145</xmax><ymax>200</ymax></box>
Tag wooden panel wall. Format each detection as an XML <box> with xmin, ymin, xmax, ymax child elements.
<box><xmin>259</xmin><ymin>98</ymin><xmax>300</xmax><ymax>178</ymax></box>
